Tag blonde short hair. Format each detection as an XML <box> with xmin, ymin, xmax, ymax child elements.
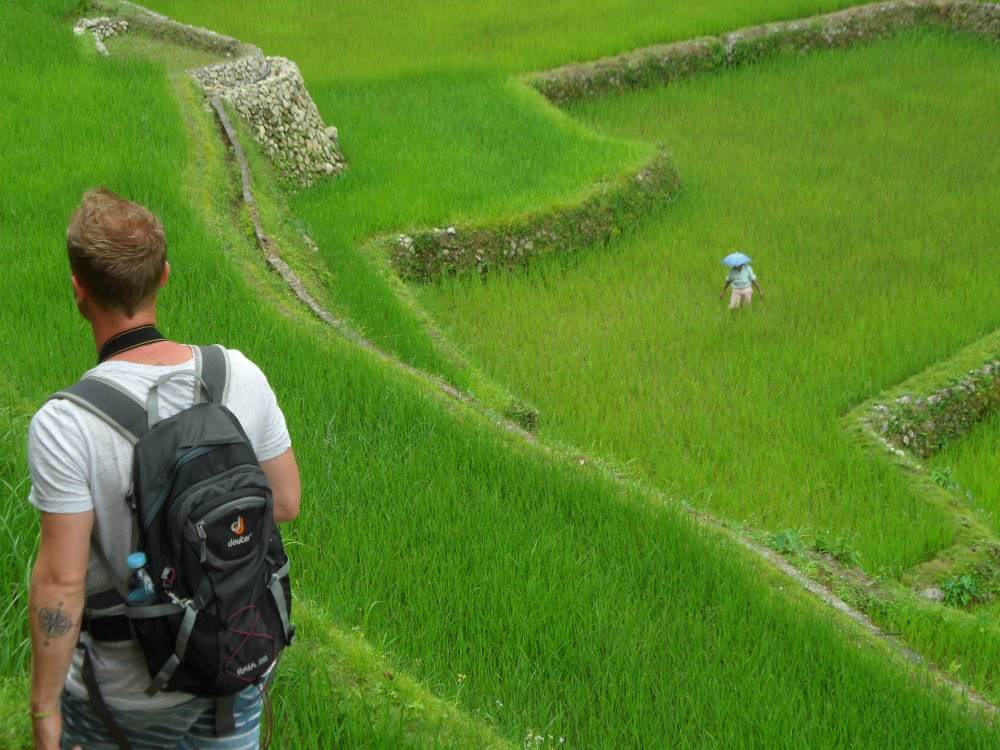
<box><xmin>66</xmin><ymin>188</ymin><xmax>167</xmax><ymax>316</ymax></box>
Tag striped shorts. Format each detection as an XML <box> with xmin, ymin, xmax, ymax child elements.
<box><xmin>60</xmin><ymin>683</ymin><xmax>264</xmax><ymax>750</ymax></box>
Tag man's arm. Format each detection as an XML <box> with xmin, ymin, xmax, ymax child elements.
<box><xmin>752</xmin><ymin>279</ymin><xmax>764</xmax><ymax>298</ymax></box>
<box><xmin>30</xmin><ymin>510</ymin><xmax>92</xmax><ymax>750</ymax></box>
<box><xmin>719</xmin><ymin>279</ymin><xmax>731</xmax><ymax>299</ymax></box>
<box><xmin>262</xmin><ymin>448</ymin><xmax>301</xmax><ymax>524</ymax></box>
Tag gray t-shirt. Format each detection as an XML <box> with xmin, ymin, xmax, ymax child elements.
<box><xmin>28</xmin><ymin>347</ymin><xmax>291</xmax><ymax>710</ymax></box>
<box><xmin>725</xmin><ymin>264</ymin><xmax>756</xmax><ymax>289</ymax></box>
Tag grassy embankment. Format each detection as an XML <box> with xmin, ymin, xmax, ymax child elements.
<box><xmin>933</xmin><ymin>414</ymin><xmax>1000</xmax><ymax>537</ymax></box>
<box><xmin>929</xmin><ymin>396</ymin><xmax>1000</xmax><ymax>621</ymax></box>
<box><xmin>4</xmin><ymin>2</ymin><xmax>1000</xmax><ymax>747</ymax></box>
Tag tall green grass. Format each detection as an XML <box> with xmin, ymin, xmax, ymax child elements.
<box><xmin>288</xmin><ymin>75</ymin><xmax>647</xmax><ymax>374</ymax></box>
<box><xmin>0</xmin><ymin>405</ymin><xmax>33</xmax><ymax>693</ymax></box>
<box><xmin>3</xmin><ymin>3</ymin><xmax>1000</xmax><ymax>747</ymax></box>
<box><xmin>932</xmin><ymin>410</ymin><xmax>1000</xmax><ymax>536</ymax></box>
<box><xmin>146</xmin><ymin>0</ymin><xmax>872</xmax><ymax>79</ymax></box>
<box><xmin>418</xmin><ymin>30</ymin><xmax>1000</xmax><ymax>574</ymax></box>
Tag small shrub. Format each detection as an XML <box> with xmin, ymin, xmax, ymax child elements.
<box><xmin>929</xmin><ymin>466</ymin><xmax>959</xmax><ymax>491</ymax></box>
<box><xmin>504</xmin><ymin>401</ymin><xmax>539</xmax><ymax>432</ymax></box>
<box><xmin>941</xmin><ymin>574</ymin><xmax>980</xmax><ymax>608</ymax></box>
<box><xmin>928</xmin><ymin>466</ymin><xmax>976</xmax><ymax>504</ymax></box>
<box><xmin>768</xmin><ymin>529</ymin><xmax>804</xmax><ymax>555</ymax></box>
<box><xmin>813</xmin><ymin>532</ymin><xmax>861</xmax><ymax>568</ymax></box>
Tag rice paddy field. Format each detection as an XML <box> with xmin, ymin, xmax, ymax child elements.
<box><xmin>417</xmin><ymin>30</ymin><xmax>1000</xmax><ymax>574</ymax></box>
<box><xmin>1</xmin><ymin>0</ymin><xmax>999</xmax><ymax>747</ymax></box>
<box><xmin>934</xmin><ymin>411</ymin><xmax>1000</xmax><ymax>536</ymax></box>
<box><xmin>142</xmin><ymin>0</ymin><xmax>879</xmax><ymax>372</ymax></box>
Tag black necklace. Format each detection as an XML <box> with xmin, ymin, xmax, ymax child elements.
<box><xmin>98</xmin><ymin>324</ymin><xmax>166</xmax><ymax>364</ymax></box>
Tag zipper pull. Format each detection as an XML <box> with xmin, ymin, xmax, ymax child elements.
<box><xmin>196</xmin><ymin>522</ymin><xmax>207</xmax><ymax>563</ymax></box>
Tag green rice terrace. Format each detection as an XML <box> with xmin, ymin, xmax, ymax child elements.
<box><xmin>2</xmin><ymin>0</ymin><xmax>999</xmax><ymax>747</ymax></box>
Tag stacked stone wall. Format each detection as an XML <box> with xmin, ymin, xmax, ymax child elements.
<box><xmin>192</xmin><ymin>57</ymin><xmax>344</xmax><ymax>185</ymax></box>
<box><xmin>89</xmin><ymin>0</ymin><xmax>344</xmax><ymax>188</ymax></box>
<box><xmin>96</xmin><ymin>0</ymin><xmax>247</xmax><ymax>57</ymax></box>
<box><xmin>73</xmin><ymin>17</ymin><xmax>129</xmax><ymax>55</ymax></box>
<box><xmin>867</xmin><ymin>360</ymin><xmax>1000</xmax><ymax>459</ymax></box>
<box><xmin>529</xmin><ymin>1</ymin><xmax>1000</xmax><ymax>103</ymax></box>
<box><xmin>189</xmin><ymin>52</ymin><xmax>270</xmax><ymax>90</ymax></box>
<box><xmin>386</xmin><ymin>151</ymin><xmax>679</xmax><ymax>281</ymax></box>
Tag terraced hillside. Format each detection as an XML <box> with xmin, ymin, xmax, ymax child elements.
<box><xmin>1</xmin><ymin>0</ymin><xmax>998</xmax><ymax>747</ymax></box>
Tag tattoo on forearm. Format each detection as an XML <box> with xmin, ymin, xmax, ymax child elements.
<box><xmin>36</xmin><ymin>602</ymin><xmax>75</xmax><ymax>646</ymax></box>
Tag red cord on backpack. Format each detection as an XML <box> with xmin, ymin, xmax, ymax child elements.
<box><xmin>223</xmin><ymin>604</ymin><xmax>278</xmax><ymax>684</ymax></box>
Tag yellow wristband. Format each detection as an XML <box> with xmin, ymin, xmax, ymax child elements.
<box><xmin>30</xmin><ymin>708</ymin><xmax>59</xmax><ymax>720</ymax></box>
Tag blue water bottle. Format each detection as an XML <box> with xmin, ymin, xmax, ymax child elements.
<box><xmin>126</xmin><ymin>552</ymin><xmax>157</xmax><ymax>605</ymax></box>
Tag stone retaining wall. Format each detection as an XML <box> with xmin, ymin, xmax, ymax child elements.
<box><xmin>193</xmin><ymin>57</ymin><xmax>344</xmax><ymax>185</ymax></box>
<box><xmin>95</xmin><ymin>0</ymin><xmax>248</xmax><ymax>57</ymax></box>
<box><xmin>73</xmin><ymin>17</ymin><xmax>129</xmax><ymax>55</ymax></box>
<box><xmin>529</xmin><ymin>1</ymin><xmax>1000</xmax><ymax>103</ymax></box>
<box><xmin>387</xmin><ymin>151</ymin><xmax>679</xmax><ymax>281</ymax></box>
<box><xmin>90</xmin><ymin>0</ymin><xmax>344</xmax><ymax>188</ymax></box>
<box><xmin>190</xmin><ymin>52</ymin><xmax>270</xmax><ymax>90</ymax></box>
<box><xmin>868</xmin><ymin>360</ymin><xmax>1000</xmax><ymax>458</ymax></box>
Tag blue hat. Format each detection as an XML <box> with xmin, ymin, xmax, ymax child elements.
<box><xmin>722</xmin><ymin>252</ymin><xmax>752</xmax><ymax>267</ymax></box>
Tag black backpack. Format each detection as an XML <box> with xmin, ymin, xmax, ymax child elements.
<box><xmin>52</xmin><ymin>345</ymin><xmax>294</xmax><ymax>746</ymax></box>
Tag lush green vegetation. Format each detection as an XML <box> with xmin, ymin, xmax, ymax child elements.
<box><xmin>147</xmin><ymin>0</ymin><xmax>873</xmax><ymax>375</ymax></box>
<box><xmin>2</xmin><ymin>1</ymin><xmax>998</xmax><ymax>747</ymax></box>
<box><xmin>419</xmin><ymin>30</ymin><xmax>1000</xmax><ymax>575</ymax></box>
<box><xmin>933</xmin><ymin>410</ymin><xmax>1000</xmax><ymax>536</ymax></box>
<box><xmin>140</xmin><ymin>0</ymin><xmax>869</xmax><ymax>78</ymax></box>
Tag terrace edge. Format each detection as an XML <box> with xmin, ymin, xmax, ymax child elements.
<box><xmin>527</xmin><ymin>0</ymin><xmax>1000</xmax><ymax>104</ymax></box>
<box><xmin>384</xmin><ymin>149</ymin><xmax>679</xmax><ymax>282</ymax></box>
<box><xmin>849</xmin><ymin>333</ymin><xmax>1000</xmax><ymax>593</ymax></box>
<box><xmin>867</xmin><ymin>360</ymin><xmax>1000</xmax><ymax>460</ymax></box>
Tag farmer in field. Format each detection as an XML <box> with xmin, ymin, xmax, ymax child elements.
<box><xmin>719</xmin><ymin>252</ymin><xmax>763</xmax><ymax>309</ymax></box>
<box><xmin>27</xmin><ymin>188</ymin><xmax>300</xmax><ymax>749</ymax></box>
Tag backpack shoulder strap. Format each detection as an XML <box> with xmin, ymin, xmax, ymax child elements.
<box><xmin>195</xmin><ymin>345</ymin><xmax>230</xmax><ymax>405</ymax></box>
<box><xmin>49</xmin><ymin>378</ymin><xmax>147</xmax><ymax>603</ymax></box>
<box><xmin>49</xmin><ymin>377</ymin><xmax>149</xmax><ymax>445</ymax></box>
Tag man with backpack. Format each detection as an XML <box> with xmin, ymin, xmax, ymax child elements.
<box><xmin>28</xmin><ymin>188</ymin><xmax>300</xmax><ymax>749</ymax></box>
